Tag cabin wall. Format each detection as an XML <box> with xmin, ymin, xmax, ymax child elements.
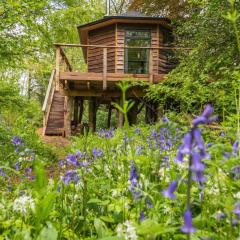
<box><xmin>88</xmin><ymin>25</ymin><xmax>116</xmax><ymax>73</ymax></box>
<box><xmin>158</xmin><ymin>26</ymin><xmax>176</xmax><ymax>74</ymax></box>
<box><xmin>116</xmin><ymin>23</ymin><xmax>160</xmax><ymax>74</ymax></box>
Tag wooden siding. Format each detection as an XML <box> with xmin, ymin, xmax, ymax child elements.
<box><xmin>88</xmin><ymin>25</ymin><xmax>116</xmax><ymax>73</ymax></box>
<box><xmin>158</xmin><ymin>26</ymin><xmax>176</xmax><ymax>74</ymax></box>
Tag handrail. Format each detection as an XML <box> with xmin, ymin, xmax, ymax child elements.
<box><xmin>54</xmin><ymin>43</ymin><xmax>192</xmax><ymax>50</ymax></box>
<box><xmin>42</xmin><ymin>69</ymin><xmax>55</xmax><ymax>112</ymax></box>
<box><xmin>59</xmin><ymin>46</ymin><xmax>72</xmax><ymax>71</ymax></box>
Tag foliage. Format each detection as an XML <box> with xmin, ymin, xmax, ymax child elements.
<box><xmin>146</xmin><ymin>0</ymin><xmax>240</xmax><ymax>119</ymax></box>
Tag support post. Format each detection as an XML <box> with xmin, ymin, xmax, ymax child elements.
<box><xmin>103</xmin><ymin>48</ymin><xmax>107</xmax><ymax>90</ymax></box>
<box><xmin>128</xmin><ymin>99</ymin><xmax>139</xmax><ymax>126</ymax></box>
<box><xmin>55</xmin><ymin>46</ymin><xmax>61</xmax><ymax>91</ymax></box>
<box><xmin>64</xmin><ymin>96</ymin><xmax>73</xmax><ymax>137</ymax></box>
<box><xmin>107</xmin><ymin>104</ymin><xmax>112</xmax><ymax>128</ymax></box>
<box><xmin>88</xmin><ymin>97</ymin><xmax>97</xmax><ymax>132</ymax></box>
<box><xmin>79</xmin><ymin>98</ymin><xmax>84</xmax><ymax>124</ymax></box>
<box><xmin>149</xmin><ymin>49</ymin><xmax>153</xmax><ymax>84</ymax></box>
<box><xmin>116</xmin><ymin>98</ymin><xmax>124</xmax><ymax>128</ymax></box>
<box><xmin>145</xmin><ymin>101</ymin><xmax>158</xmax><ymax>124</ymax></box>
<box><xmin>73</xmin><ymin>97</ymin><xmax>79</xmax><ymax>127</ymax></box>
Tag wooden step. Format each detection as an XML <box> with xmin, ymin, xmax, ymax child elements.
<box><xmin>44</xmin><ymin>90</ymin><xmax>65</xmax><ymax>136</ymax></box>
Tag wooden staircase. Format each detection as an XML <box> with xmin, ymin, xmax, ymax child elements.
<box><xmin>42</xmin><ymin>70</ymin><xmax>65</xmax><ymax>136</ymax></box>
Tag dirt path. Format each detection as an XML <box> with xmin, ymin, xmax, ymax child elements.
<box><xmin>36</xmin><ymin>128</ymin><xmax>70</xmax><ymax>149</ymax></box>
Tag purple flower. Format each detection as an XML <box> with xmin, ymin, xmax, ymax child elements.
<box><xmin>128</xmin><ymin>161</ymin><xmax>141</xmax><ymax>200</ymax></box>
<box><xmin>193</xmin><ymin>128</ymin><xmax>205</xmax><ymax>151</ymax></box>
<box><xmin>134</xmin><ymin>128</ymin><xmax>141</xmax><ymax>134</ymax></box>
<box><xmin>140</xmin><ymin>211</ymin><xmax>145</xmax><ymax>222</ymax></box>
<box><xmin>216</xmin><ymin>211</ymin><xmax>227</xmax><ymax>220</ymax></box>
<box><xmin>180</xmin><ymin>133</ymin><xmax>192</xmax><ymax>154</ymax></box>
<box><xmin>92</xmin><ymin>148</ymin><xmax>103</xmax><ymax>158</ymax></box>
<box><xmin>14</xmin><ymin>162</ymin><xmax>21</xmax><ymax>171</ymax></box>
<box><xmin>175</xmin><ymin>147</ymin><xmax>184</xmax><ymax>164</ymax></box>
<box><xmin>192</xmin><ymin>171</ymin><xmax>206</xmax><ymax>183</ymax></box>
<box><xmin>233</xmin><ymin>202</ymin><xmax>240</xmax><ymax>217</ymax></box>
<box><xmin>66</xmin><ymin>154</ymin><xmax>79</xmax><ymax>166</ymax></box>
<box><xmin>233</xmin><ymin>140</ymin><xmax>239</xmax><ymax>156</ymax></box>
<box><xmin>180</xmin><ymin>210</ymin><xmax>196</xmax><ymax>234</ymax></box>
<box><xmin>98</xmin><ymin>128</ymin><xmax>114</xmax><ymax>138</ymax></box>
<box><xmin>136</xmin><ymin>145</ymin><xmax>144</xmax><ymax>156</ymax></box>
<box><xmin>146</xmin><ymin>198</ymin><xmax>153</xmax><ymax>209</ymax></box>
<box><xmin>201</xmin><ymin>104</ymin><xmax>214</xmax><ymax>118</ymax></box>
<box><xmin>192</xmin><ymin>105</ymin><xmax>214</xmax><ymax>127</ymax></box>
<box><xmin>232</xmin><ymin>219</ymin><xmax>239</xmax><ymax>226</ymax></box>
<box><xmin>61</xmin><ymin>170</ymin><xmax>80</xmax><ymax>185</ymax></box>
<box><xmin>0</xmin><ymin>168</ymin><xmax>8</xmax><ymax>178</ymax></box>
<box><xmin>190</xmin><ymin>152</ymin><xmax>205</xmax><ymax>172</ymax></box>
<box><xmin>11</xmin><ymin>136</ymin><xmax>24</xmax><ymax>146</ymax></box>
<box><xmin>162</xmin><ymin>116</ymin><xmax>170</xmax><ymax>123</ymax></box>
<box><xmin>162</xmin><ymin>180</ymin><xmax>178</xmax><ymax>199</ymax></box>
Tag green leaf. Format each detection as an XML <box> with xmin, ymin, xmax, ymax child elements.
<box><xmin>137</xmin><ymin>219</ymin><xmax>177</xmax><ymax>236</ymax></box>
<box><xmin>94</xmin><ymin>218</ymin><xmax>112</xmax><ymax>238</ymax></box>
<box><xmin>37</xmin><ymin>222</ymin><xmax>58</xmax><ymax>240</ymax></box>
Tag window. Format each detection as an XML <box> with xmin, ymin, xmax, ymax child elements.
<box><xmin>124</xmin><ymin>30</ymin><xmax>151</xmax><ymax>74</ymax></box>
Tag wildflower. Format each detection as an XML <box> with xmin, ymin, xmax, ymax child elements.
<box><xmin>192</xmin><ymin>104</ymin><xmax>216</xmax><ymax>127</ymax></box>
<box><xmin>232</xmin><ymin>219</ymin><xmax>239</xmax><ymax>226</ymax></box>
<box><xmin>11</xmin><ymin>136</ymin><xmax>24</xmax><ymax>146</ymax></box>
<box><xmin>139</xmin><ymin>211</ymin><xmax>145</xmax><ymax>222</ymax></box>
<box><xmin>192</xmin><ymin>171</ymin><xmax>206</xmax><ymax>183</ymax></box>
<box><xmin>66</xmin><ymin>154</ymin><xmax>79</xmax><ymax>166</ymax></box>
<box><xmin>162</xmin><ymin>116</ymin><xmax>170</xmax><ymax>123</ymax></box>
<box><xmin>14</xmin><ymin>162</ymin><xmax>21</xmax><ymax>171</ymax></box>
<box><xmin>233</xmin><ymin>140</ymin><xmax>239</xmax><ymax>156</ymax></box>
<box><xmin>215</xmin><ymin>210</ymin><xmax>227</xmax><ymax>220</ymax></box>
<box><xmin>124</xmin><ymin>221</ymin><xmax>137</xmax><ymax>240</ymax></box>
<box><xmin>180</xmin><ymin>133</ymin><xmax>192</xmax><ymax>154</ymax></box>
<box><xmin>128</xmin><ymin>161</ymin><xmax>141</xmax><ymax>200</ymax></box>
<box><xmin>180</xmin><ymin>210</ymin><xmax>196</xmax><ymax>234</ymax></box>
<box><xmin>98</xmin><ymin>128</ymin><xmax>114</xmax><ymax>138</ymax></box>
<box><xmin>135</xmin><ymin>145</ymin><xmax>144</xmax><ymax>155</ymax></box>
<box><xmin>76</xmin><ymin>150</ymin><xmax>87</xmax><ymax>159</ymax></box>
<box><xmin>13</xmin><ymin>195</ymin><xmax>35</xmax><ymax>215</ymax></box>
<box><xmin>162</xmin><ymin>180</ymin><xmax>178</xmax><ymax>199</ymax></box>
<box><xmin>233</xmin><ymin>202</ymin><xmax>240</xmax><ymax>217</ymax></box>
<box><xmin>0</xmin><ymin>168</ymin><xmax>8</xmax><ymax>178</ymax></box>
<box><xmin>92</xmin><ymin>148</ymin><xmax>103</xmax><ymax>158</ymax></box>
<box><xmin>190</xmin><ymin>152</ymin><xmax>205</xmax><ymax>172</ymax></box>
<box><xmin>193</xmin><ymin>128</ymin><xmax>205</xmax><ymax>151</ymax></box>
<box><xmin>146</xmin><ymin>198</ymin><xmax>153</xmax><ymax>209</ymax></box>
<box><xmin>134</xmin><ymin>128</ymin><xmax>141</xmax><ymax>134</ymax></box>
<box><xmin>61</xmin><ymin>170</ymin><xmax>80</xmax><ymax>185</ymax></box>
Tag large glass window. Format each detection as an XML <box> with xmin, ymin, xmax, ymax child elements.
<box><xmin>124</xmin><ymin>30</ymin><xmax>151</xmax><ymax>74</ymax></box>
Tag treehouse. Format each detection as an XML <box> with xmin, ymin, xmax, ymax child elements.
<box><xmin>42</xmin><ymin>12</ymin><xmax>177</xmax><ymax>137</ymax></box>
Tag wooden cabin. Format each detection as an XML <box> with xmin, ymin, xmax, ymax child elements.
<box><xmin>42</xmin><ymin>12</ymin><xmax>177</xmax><ymax>137</ymax></box>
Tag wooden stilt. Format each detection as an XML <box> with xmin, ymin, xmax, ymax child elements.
<box><xmin>64</xmin><ymin>96</ymin><xmax>73</xmax><ymax>137</ymax></box>
<box><xmin>79</xmin><ymin>98</ymin><xmax>84</xmax><ymax>124</ymax></box>
<box><xmin>73</xmin><ymin>97</ymin><xmax>79</xmax><ymax>127</ymax></box>
<box><xmin>145</xmin><ymin>101</ymin><xmax>158</xmax><ymax>124</ymax></box>
<box><xmin>116</xmin><ymin>98</ymin><xmax>124</xmax><ymax>128</ymax></box>
<box><xmin>88</xmin><ymin>97</ymin><xmax>97</xmax><ymax>132</ymax></box>
<box><xmin>128</xmin><ymin>99</ymin><xmax>139</xmax><ymax>126</ymax></box>
<box><xmin>107</xmin><ymin>104</ymin><xmax>112</xmax><ymax>128</ymax></box>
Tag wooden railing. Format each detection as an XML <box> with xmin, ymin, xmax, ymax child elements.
<box><xmin>53</xmin><ymin>43</ymin><xmax>185</xmax><ymax>90</ymax></box>
<box><xmin>42</xmin><ymin>69</ymin><xmax>56</xmax><ymax>135</ymax></box>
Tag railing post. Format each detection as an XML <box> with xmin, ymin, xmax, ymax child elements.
<box><xmin>55</xmin><ymin>46</ymin><xmax>61</xmax><ymax>91</ymax></box>
<box><xmin>149</xmin><ymin>48</ymin><xmax>153</xmax><ymax>84</ymax></box>
<box><xmin>103</xmin><ymin>48</ymin><xmax>107</xmax><ymax>90</ymax></box>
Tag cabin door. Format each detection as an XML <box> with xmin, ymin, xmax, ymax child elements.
<box><xmin>124</xmin><ymin>30</ymin><xmax>151</xmax><ymax>74</ymax></box>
